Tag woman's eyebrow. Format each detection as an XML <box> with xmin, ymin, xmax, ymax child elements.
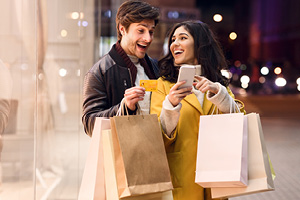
<box><xmin>172</xmin><ymin>33</ymin><xmax>189</xmax><ymax>38</ymax></box>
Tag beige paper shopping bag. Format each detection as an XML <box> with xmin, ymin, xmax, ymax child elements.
<box><xmin>211</xmin><ymin>113</ymin><xmax>275</xmax><ymax>199</ymax></box>
<box><xmin>102</xmin><ymin>129</ymin><xmax>173</xmax><ymax>200</ymax></box>
<box><xmin>78</xmin><ymin>117</ymin><xmax>110</xmax><ymax>200</ymax></box>
<box><xmin>195</xmin><ymin>113</ymin><xmax>248</xmax><ymax>188</ymax></box>
<box><xmin>110</xmin><ymin>113</ymin><xmax>173</xmax><ymax>198</ymax></box>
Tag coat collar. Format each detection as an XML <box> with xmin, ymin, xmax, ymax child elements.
<box><xmin>183</xmin><ymin>92</ymin><xmax>213</xmax><ymax>115</ymax></box>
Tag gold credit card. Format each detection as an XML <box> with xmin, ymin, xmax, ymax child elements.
<box><xmin>139</xmin><ymin>80</ymin><xmax>158</xmax><ymax>91</ymax></box>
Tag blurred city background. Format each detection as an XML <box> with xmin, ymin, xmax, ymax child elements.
<box><xmin>0</xmin><ymin>0</ymin><xmax>299</xmax><ymax>199</ymax></box>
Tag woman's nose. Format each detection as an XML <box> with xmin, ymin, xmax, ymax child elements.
<box><xmin>173</xmin><ymin>39</ymin><xmax>179</xmax><ymax>45</ymax></box>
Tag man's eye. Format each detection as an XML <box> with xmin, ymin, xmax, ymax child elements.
<box><xmin>138</xmin><ymin>29</ymin><xmax>144</xmax><ymax>33</ymax></box>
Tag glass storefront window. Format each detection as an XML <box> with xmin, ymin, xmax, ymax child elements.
<box><xmin>0</xmin><ymin>0</ymin><xmax>94</xmax><ymax>199</ymax></box>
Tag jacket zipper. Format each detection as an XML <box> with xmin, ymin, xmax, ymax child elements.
<box><xmin>127</xmin><ymin>68</ymin><xmax>134</xmax><ymax>87</ymax></box>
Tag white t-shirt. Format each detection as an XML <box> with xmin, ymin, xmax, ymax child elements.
<box><xmin>128</xmin><ymin>55</ymin><xmax>151</xmax><ymax>114</ymax></box>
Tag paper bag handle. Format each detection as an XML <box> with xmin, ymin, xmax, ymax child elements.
<box><xmin>116</xmin><ymin>98</ymin><xmax>144</xmax><ymax>118</ymax></box>
<box><xmin>211</xmin><ymin>98</ymin><xmax>241</xmax><ymax>115</ymax></box>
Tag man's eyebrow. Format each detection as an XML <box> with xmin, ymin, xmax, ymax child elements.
<box><xmin>137</xmin><ymin>23</ymin><xmax>155</xmax><ymax>29</ymax></box>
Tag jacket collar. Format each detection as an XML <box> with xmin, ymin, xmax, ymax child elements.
<box><xmin>108</xmin><ymin>43</ymin><xmax>152</xmax><ymax>69</ymax></box>
<box><xmin>108</xmin><ymin>44</ymin><xmax>128</xmax><ymax>68</ymax></box>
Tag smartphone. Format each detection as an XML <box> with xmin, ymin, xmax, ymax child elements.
<box><xmin>177</xmin><ymin>65</ymin><xmax>196</xmax><ymax>89</ymax></box>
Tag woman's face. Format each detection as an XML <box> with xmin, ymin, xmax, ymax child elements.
<box><xmin>170</xmin><ymin>26</ymin><xmax>197</xmax><ymax>66</ymax></box>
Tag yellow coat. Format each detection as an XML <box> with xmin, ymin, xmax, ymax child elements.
<box><xmin>150</xmin><ymin>77</ymin><xmax>245</xmax><ymax>200</ymax></box>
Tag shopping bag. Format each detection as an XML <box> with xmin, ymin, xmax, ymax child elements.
<box><xmin>211</xmin><ymin>113</ymin><xmax>275</xmax><ymax>198</ymax></box>
<box><xmin>195</xmin><ymin>112</ymin><xmax>248</xmax><ymax>188</ymax></box>
<box><xmin>102</xmin><ymin>129</ymin><xmax>173</xmax><ymax>200</ymax></box>
<box><xmin>110</xmin><ymin>112</ymin><xmax>173</xmax><ymax>198</ymax></box>
<box><xmin>78</xmin><ymin>117</ymin><xmax>110</xmax><ymax>200</ymax></box>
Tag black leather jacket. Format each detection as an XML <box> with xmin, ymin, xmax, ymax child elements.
<box><xmin>82</xmin><ymin>44</ymin><xmax>159</xmax><ymax>136</ymax></box>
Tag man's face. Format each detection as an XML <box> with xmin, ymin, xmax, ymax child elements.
<box><xmin>119</xmin><ymin>19</ymin><xmax>155</xmax><ymax>59</ymax></box>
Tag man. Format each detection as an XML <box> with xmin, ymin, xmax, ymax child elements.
<box><xmin>82</xmin><ymin>0</ymin><xmax>160</xmax><ymax>136</ymax></box>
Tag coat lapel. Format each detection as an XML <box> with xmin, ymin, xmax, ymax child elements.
<box><xmin>183</xmin><ymin>92</ymin><xmax>214</xmax><ymax>115</ymax></box>
<box><xmin>202</xmin><ymin>94</ymin><xmax>214</xmax><ymax>115</ymax></box>
<box><xmin>183</xmin><ymin>93</ymin><xmax>203</xmax><ymax>114</ymax></box>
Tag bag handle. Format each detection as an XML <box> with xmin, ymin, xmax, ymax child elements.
<box><xmin>116</xmin><ymin>98</ymin><xmax>144</xmax><ymax>118</ymax></box>
<box><xmin>211</xmin><ymin>98</ymin><xmax>241</xmax><ymax>115</ymax></box>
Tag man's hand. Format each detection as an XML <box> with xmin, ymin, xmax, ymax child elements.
<box><xmin>124</xmin><ymin>86</ymin><xmax>146</xmax><ymax>111</ymax></box>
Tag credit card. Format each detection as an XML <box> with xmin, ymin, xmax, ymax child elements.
<box><xmin>139</xmin><ymin>80</ymin><xmax>158</xmax><ymax>91</ymax></box>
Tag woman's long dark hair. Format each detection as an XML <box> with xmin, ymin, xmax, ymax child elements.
<box><xmin>159</xmin><ymin>20</ymin><xmax>229</xmax><ymax>86</ymax></box>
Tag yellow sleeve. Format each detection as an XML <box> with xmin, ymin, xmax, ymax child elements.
<box><xmin>150</xmin><ymin>78</ymin><xmax>177</xmax><ymax>146</ymax></box>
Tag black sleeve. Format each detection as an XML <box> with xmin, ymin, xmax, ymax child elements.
<box><xmin>82</xmin><ymin>71</ymin><xmax>119</xmax><ymax>137</ymax></box>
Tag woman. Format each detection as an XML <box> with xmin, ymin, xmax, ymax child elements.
<box><xmin>150</xmin><ymin>21</ymin><xmax>245</xmax><ymax>200</ymax></box>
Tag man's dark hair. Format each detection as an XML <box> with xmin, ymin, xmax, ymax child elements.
<box><xmin>116</xmin><ymin>0</ymin><xmax>159</xmax><ymax>40</ymax></box>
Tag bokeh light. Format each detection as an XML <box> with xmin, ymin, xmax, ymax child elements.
<box><xmin>259</xmin><ymin>76</ymin><xmax>266</xmax><ymax>83</ymax></box>
<box><xmin>71</xmin><ymin>12</ymin><xmax>79</xmax><ymax>19</ymax></box>
<box><xmin>274</xmin><ymin>67</ymin><xmax>282</xmax><ymax>75</ymax></box>
<box><xmin>59</xmin><ymin>68</ymin><xmax>67</xmax><ymax>77</ymax></box>
<box><xmin>275</xmin><ymin>77</ymin><xmax>286</xmax><ymax>87</ymax></box>
<box><xmin>229</xmin><ymin>32</ymin><xmax>237</xmax><ymax>40</ymax></box>
<box><xmin>240</xmin><ymin>75</ymin><xmax>250</xmax><ymax>84</ymax></box>
<box><xmin>261</xmin><ymin>66</ymin><xmax>269</xmax><ymax>75</ymax></box>
<box><xmin>61</xmin><ymin>29</ymin><xmax>68</xmax><ymax>37</ymax></box>
<box><xmin>213</xmin><ymin>14</ymin><xmax>223</xmax><ymax>22</ymax></box>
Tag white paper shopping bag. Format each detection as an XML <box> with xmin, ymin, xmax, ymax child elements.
<box><xmin>211</xmin><ymin>113</ymin><xmax>275</xmax><ymax>198</ymax></box>
<box><xmin>195</xmin><ymin>113</ymin><xmax>248</xmax><ymax>188</ymax></box>
<box><xmin>78</xmin><ymin>117</ymin><xmax>110</xmax><ymax>200</ymax></box>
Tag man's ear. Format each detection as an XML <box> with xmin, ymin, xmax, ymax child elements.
<box><xmin>119</xmin><ymin>24</ymin><xmax>125</xmax><ymax>36</ymax></box>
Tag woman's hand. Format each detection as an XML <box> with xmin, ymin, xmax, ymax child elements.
<box><xmin>124</xmin><ymin>86</ymin><xmax>145</xmax><ymax>111</ymax></box>
<box><xmin>168</xmin><ymin>81</ymin><xmax>193</xmax><ymax>107</ymax></box>
<box><xmin>193</xmin><ymin>75</ymin><xmax>219</xmax><ymax>94</ymax></box>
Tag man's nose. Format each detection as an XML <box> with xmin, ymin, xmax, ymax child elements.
<box><xmin>143</xmin><ymin>32</ymin><xmax>152</xmax><ymax>42</ymax></box>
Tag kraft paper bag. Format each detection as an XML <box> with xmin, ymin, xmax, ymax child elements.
<box><xmin>110</xmin><ymin>113</ymin><xmax>173</xmax><ymax>198</ymax></box>
<box><xmin>211</xmin><ymin>113</ymin><xmax>275</xmax><ymax>199</ymax></box>
<box><xmin>78</xmin><ymin>117</ymin><xmax>110</xmax><ymax>200</ymax></box>
<box><xmin>102</xmin><ymin>129</ymin><xmax>173</xmax><ymax>200</ymax></box>
<box><xmin>195</xmin><ymin>113</ymin><xmax>248</xmax><ymax>188</ymax></box>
